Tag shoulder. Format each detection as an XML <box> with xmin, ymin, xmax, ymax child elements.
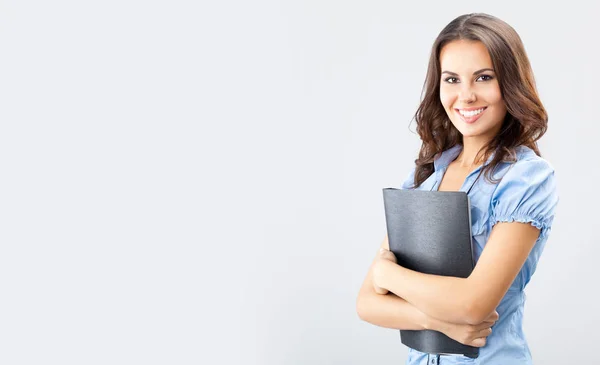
<box><xmin>515</xmin><ymin>145</ymin><xmax>555</xmax><ymax>170</ymax></box>
<box><xmin>400</xmin><ymin>164</ymin><xmax>418</xmax><ymax>189</ymax></box>
<box><xmin>494</xmin><ymin>145</ymin><xmax>556</xmax><ymax>184</ymax></box>
<box><xmin>490</xmin><ymin>145</ymin><xmax>559</xmax><ymax>229</ymax></box>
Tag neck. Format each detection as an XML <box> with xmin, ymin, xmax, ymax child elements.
<box><xmin>455</xmin><ymin>136</ymin><xmax>492</xmax><ymax>168</ymax></box>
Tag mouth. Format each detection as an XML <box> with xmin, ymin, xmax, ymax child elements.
<box><xmin>454</xmin><ymin>107</ymin><xmax>487</xmax><ymax>124</ymax></box>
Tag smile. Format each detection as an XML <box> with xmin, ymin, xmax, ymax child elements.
<box><xmin>455</xmin><ymin>107</ymin><xmax>487</xmax><ymax>124</ymax></box>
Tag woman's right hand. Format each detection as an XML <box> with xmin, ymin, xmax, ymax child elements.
<box><xmin>372</xmin><ymin>248</ymin><xmax>398</xmax><ymax>295</ymax></box>
<box><xmin>428</xmin><ymin>310</ymin><xmax>499</xmax><ymax>347</ymax></box>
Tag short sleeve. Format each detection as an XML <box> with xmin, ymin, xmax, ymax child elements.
<box><xmin>490</xmin><ymin>158</ymin><xmax>559</xmax><ymax>239</ymax></box>
<box><xmin>400</xmin><ymin>165</ymin><xmax>417</xmax><ymax>190</ymax></box>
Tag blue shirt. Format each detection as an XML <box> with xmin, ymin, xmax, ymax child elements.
<box><xmin>400</xmin><ymin>144</ymin><xmax>559</xmax><ymax>365</ymax></box>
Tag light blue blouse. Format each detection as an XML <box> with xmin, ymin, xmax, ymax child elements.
<box><xmin>400</xmin><ymin>144</ymin><xmax>559</xmax><ymax>365</ymax></box>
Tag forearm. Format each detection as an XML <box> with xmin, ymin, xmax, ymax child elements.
<box><xmin>356</xmin><ymin>291</ymin><xmax>430</xmax><ymax>330</ymax></box>
<box><xmin>377</xmin><ymin>260</ymin><xmax>475</xmax><ymax>324</ymax></box>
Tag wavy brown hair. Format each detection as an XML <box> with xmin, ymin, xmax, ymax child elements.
<box><xmin>408</xmin><ymin>13</ymin><xmax>548</xmax><ymax>188</ymax></box>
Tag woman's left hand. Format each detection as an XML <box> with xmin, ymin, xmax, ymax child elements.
<box><xmin>372</xmin><ymin>248</ymin><xmax>397</xmax><ymax>295</ymax></box>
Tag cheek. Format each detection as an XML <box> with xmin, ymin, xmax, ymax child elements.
<box><xmin>481</xmin><ymin>89</ymin><xmax>507</xmax><ymax>121</ymax></box>
<box><xmin>439</xmin><ymin>87</ymin><xmax>456</xmax><ymax>109</ymax></box>
<box><xmin>483</xmin><ymin>91</ymin><xmax>506</xmax><ymax>114</ymax></box>
<box><xmin>483</xmin><ymin>92</ymin><xmax>503</xmax><ymax>105</ymax></box>
<box><xmin>479</xmin><ymin>85</ymin><xmax>503</xmax><ymax>105</ymax></box>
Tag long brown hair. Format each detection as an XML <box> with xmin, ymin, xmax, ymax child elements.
<box><xmin>409</xmin><ymin>13</ymin><xmax>547</xmax><ymax>188</ymax></box>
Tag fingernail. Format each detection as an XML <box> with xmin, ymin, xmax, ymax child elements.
<box><xmin>379</xmin><ymin>248</ymin><xmax>385</xmax><ymax>253</ymax></box>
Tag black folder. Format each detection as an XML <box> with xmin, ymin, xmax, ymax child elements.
<box><xmin>382</xmin><ymin>188</ymin><xmax>478</xmax><ymax>358</ymax></box>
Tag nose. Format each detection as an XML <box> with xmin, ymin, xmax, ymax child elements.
<box><xmin>458</xmin><ymin>85</ymin><xmax>476</xmax><ymax>104</ymax></box>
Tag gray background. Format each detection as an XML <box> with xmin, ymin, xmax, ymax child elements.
<box><xmin>0</xmin><ymin>1</ymin><xmax>597</xmax><ymax>364</ymax></box>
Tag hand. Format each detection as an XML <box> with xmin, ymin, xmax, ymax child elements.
<box><xmin>372</xmin><ymin>248</ymin><xmax>398</xmax><ymax>295</ymax></box>
<box><xmin>428</xmin><ymin>310</ymin><xmax>499</xmax><ymax>347</ymax></box>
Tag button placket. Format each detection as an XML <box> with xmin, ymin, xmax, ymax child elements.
<box><xmin>427</xmin><ymin>354</ymin><xmax>440</xmax><ymax>364</ymax></box>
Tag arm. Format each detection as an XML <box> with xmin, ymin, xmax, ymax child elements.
<box><xmin>374</xmin><ymin>221</ymin><xmax>541</xmax><ymax>324</ymax></box>
<box><xmin>357</xmin><ymin>292</ymin><xmax>429</xmax><ymax>330</ymax></box>
<box><xmin>356</xmin><ymin>236</ymin><xmax>476</xmax><ymax>329</ymax></box>
<box><xmin>356</xmin><ymin>236</ymin><xmax>430</xmax><ymax>330</ymax></box>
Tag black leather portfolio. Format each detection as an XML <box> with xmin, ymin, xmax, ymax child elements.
<box><xmin>382</xmin><ymin>188</ymin><xmax>478</xmax><ymax>359</ymax></box>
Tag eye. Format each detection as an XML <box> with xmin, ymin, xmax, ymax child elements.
<box><xmin>476</xmin><ymin>74</ymin><xmax>494</xmax><ymax>82</ymax></box>
<box><xmin>443</xmin><ymin>77</ymin><xmax>459</xmax><ymax>84</ymax></box>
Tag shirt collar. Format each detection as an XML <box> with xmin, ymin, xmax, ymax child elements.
<box><xmin>433</xmin><ymin>144</ymin><xmax>510</xmax><ymax>172</ymax></box>
<box><xmin>433</xmin><ymin>144</ymin><xmax>462</xmax><ymax>171</ymax></box>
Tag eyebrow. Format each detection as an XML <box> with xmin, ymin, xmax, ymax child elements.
<box><xmin>441</xmin><ymin>68</ymin><xmax>495</xmax><ymax>76</ymax></box>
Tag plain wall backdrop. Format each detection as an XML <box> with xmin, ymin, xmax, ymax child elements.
<box><xmin>0</xmin><ymin>0</ymin><xmax>598</xmax><ymax>364</ymax></box>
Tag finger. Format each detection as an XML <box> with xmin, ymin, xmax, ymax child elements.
<box><xmin>379</xmin><ymin>255</ymin><xmax>396</xmax><ymax>264</ymax></box>
<box><xmin>380</xmin><ymin>249</ymin><xmax>396</xmax><ymax>258</ymax></box>
<box><xmin>474</xmin><ymin>322</ymin><xmax>492</xmax><ymax>332</ymax></box>
<box><xmin>486</xmin><ymin>311</ymin><xmax>499</xmax><ymax>321</ymax></box>
<box><xmin>479</xmin><ymin>327</ymin><xmax>492</xmax><ymax>337</ymax></box>
<box><xmin>382</xmin><ymin>252</ymin><xmax>396</xmax><ymax>261</ymax></box>
<box><xmin>470</xmin><ymin>337</ymin><xmax>487</xmax><ymax>347</ymax></box>
<box><xmin>482</xmin><ymin>315</ymin><xmax>498</xmax><ymax>325</ymax></box>
<box><xmin>373</xmin><ymin>285</ymin><xmax>388</xmax><ymax>295</ymax></box>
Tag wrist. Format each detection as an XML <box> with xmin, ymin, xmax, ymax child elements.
<box><xmin>423</xmin><ymin>314</ymin><xmax>442</xmax><ymax>332</ymax></box>
<box><xmin>373</xmin><ymin>259</ymin><xmax>390</xmax><ymax>292</ymax></box>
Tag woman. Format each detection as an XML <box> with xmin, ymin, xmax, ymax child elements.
<box><xmin>356</xmin><ymin>13</ymin><xmax>559</xmax><ymax>365</ymax></box>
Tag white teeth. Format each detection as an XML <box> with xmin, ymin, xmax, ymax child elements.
<box><xmin>459</xmin><ymin>108</ymin><xmax>485</xmax><ymax>117</ymax></box>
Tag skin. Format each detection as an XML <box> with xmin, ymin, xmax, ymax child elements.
<box><xmin>439</xmin><ymin>39</ymin><xmax>508</xmax><ymax>168</ymax></box>
<box><xmin>357</xmin><ymin>236</ymin><xmax>498</xmax><ymax>348</ymax></box>
<box><xmin>357</xmin><ymin>40</ymin><xmax>541</xmax><ymax>345</ymax></box>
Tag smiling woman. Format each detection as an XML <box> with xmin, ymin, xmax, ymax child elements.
<box><xmin>356</xmin><ymin>13</ymin><xmax>558</xmax><ymax>365</ymax></box>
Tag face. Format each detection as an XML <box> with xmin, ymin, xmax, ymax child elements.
<box><xmin>439</xmin><ymin>40</ymin><xmax>507</xmax><ymax>141</ymax></box>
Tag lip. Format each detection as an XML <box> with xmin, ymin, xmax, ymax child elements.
<box><xmin>455</xmin><ymin>106</ymin><xmax>488</xmax><ymax>112</ymax></box>
<box><xmin>455</xmin><ymin>106</ymin><xmax>487</xmax><ymax>124</ymax></box>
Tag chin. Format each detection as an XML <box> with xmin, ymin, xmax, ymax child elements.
<box><xmin>453</xmin><ymin>127</ymin><xmax>485</xmax><ymax>139</ymax></box>
<box><xmin>458</xmin><ymin>127</ymin><xmax>480</xmax><ymax>136</ymax></box>
<box><xmin>460</xmin><ymin>126</ymin><xmax>497</xmax><ymax>139</ymax></box>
